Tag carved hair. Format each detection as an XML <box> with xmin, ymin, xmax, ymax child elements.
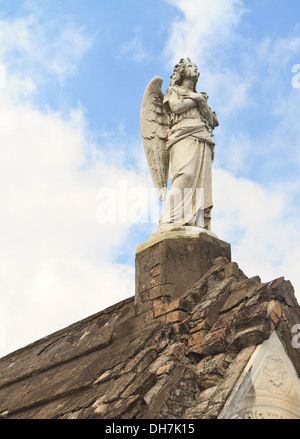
<box><xmin>170</xmin><ymin>58</ymin><xmax>199</xmax><ymax>91</ymax></box>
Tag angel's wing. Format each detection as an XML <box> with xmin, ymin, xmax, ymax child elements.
<box><xmin>140</xmin><ymin>76</ymin><xmax>169</xmax><ymax>202</ymax></box>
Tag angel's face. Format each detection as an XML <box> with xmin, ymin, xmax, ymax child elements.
<box><xmin>183</xmin><ymin>62</ymin><xmax>199</xmax><ymax>81</ymax></box>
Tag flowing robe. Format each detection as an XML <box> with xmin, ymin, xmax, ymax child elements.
<box><xmin>159</xmin><ymin>85</ymin><xmax>216</xmax><ymax>230</ymax></box>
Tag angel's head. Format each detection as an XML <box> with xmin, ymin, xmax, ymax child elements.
<box><xmin>170</xmin><ymin>58</ymin><xmax>199</xmax><ymax>91</ymax></box>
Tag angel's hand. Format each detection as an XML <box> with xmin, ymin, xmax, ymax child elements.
<box><xmin>183</xmin><ymin>90</ymin><xmax>206</xmax><ymax>103</ymax></box>
<box><xmin>178</xmin><ymin>89</ymin><xmax>194</xmax><ymax>99</ymax></box>
<box><xmin>199</xmin><ymin>92</ymin><xmax>208</xmax><ymax>101</ymax></box>
<box><xmin>194</xmin><ymin>93</ymin><xmax>207</xmax><ymax>106</ymax></box>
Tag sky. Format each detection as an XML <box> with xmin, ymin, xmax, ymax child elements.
<box><xmin>0</xmin><ymin>0</ymin><xmax>300</xmax><ymax>357</ymax></box>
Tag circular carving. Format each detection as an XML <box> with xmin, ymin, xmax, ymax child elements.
<box><xmin>262</xmin><ymin>355</ymin><xmax>290</xmax><ymax>395</ymax></box>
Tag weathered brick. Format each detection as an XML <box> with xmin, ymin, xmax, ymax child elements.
<box><xmin>229</xmin><ymin>323</ymin><xmax>271</xmax><ymax>351</ymax></box>
<box><xmin>221</xmin><ymin>282</ymin><xmax>260</xmax><ymax>312</ymax></box>
<box><xmin>267</xmin><ymin>300</ymin><xmax>282</xmax><ymax>327</ymax></box>
<box><xmin>135</xmin><ymin>300</ymin><xmax>153</xmax><ymax>316</ymax></box>
<box><xmin>153</xmin><ymin>298</ymin><xmax>169</xmax><ymax>317</ymax></box>
<box><xmin>201</xmin><ymin>327</ymin><xmax>229</xmax><ymax>355</ymax></box>
<box><xmin>209</xmin><ymin>307</ymin><xmax>237</xmax><ymax>331</ymax></box>
<box><xmin>172</xmin><ymin>320</ymin><xmax>190</xmax><ymax>335</ymax></box>
<box><xmin>153</xmin><ymin>296</ymin><xmax>189</xmax><ymax>318</ymax></box>
<box><xmin>191</xmin><ymin>309</ymin><xmax>206</xmax><ymax>321</ymax></box>
<box><xmin>150</xmin><ymin>276</ymin><xmax>161</xmax><ymax>288</ymax></box>
<box><xmin>148</xmin><ymin>285</ymin><xmax>174</xmax><ymax>300</ymax></box>
<box><xmin>151</xmin><ymin>264</ymin><xmax>161</xmax><ymax>278</ymax></box>
<box><xmin>234</xmin><ymin>301</ymin><xmax>268</xmax><ymax>330</ymax></box>
<box><xmin>188</xmin><ymin>330</ymin><xmax>208</xmax><ymax>348</ymax></box>
<box><xmin>163</xmin><ymin>310</ymin><xmax>189</xmax><ymax>324</ymax></box>
<box><xmin>190</xmin><ymin>319</ymin><xmax>210</xmax><ymax>334</ymax></box>
<box><xmin>188</xmin><ymin>331</ymin><xmax>206</xmax><ymax>346</ymax></box>
<box><xmin>135</xmin><ymin>234</ymin><xmax>231</xmax><ymax>305</ymax></box>
<box><xmin>139</xmin><ymin>291</ymin><xmax>149</xmax><ymax>304</ymax></box>
<box><xmin>145</xmin><ymin>309</ymin><xmax>154</xmax><ymax>321</ymax></box>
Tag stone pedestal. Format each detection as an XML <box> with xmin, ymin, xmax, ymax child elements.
<box><xmin>135</xmin><ymin>231</ymin><xmax>231</xmax><ymax>312</ymax></box>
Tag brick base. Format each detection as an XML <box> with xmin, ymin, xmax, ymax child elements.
<box><xmin>135</xmin><ymin>232</ymin><xmax>231</xmax><ymax>315</ymax></box>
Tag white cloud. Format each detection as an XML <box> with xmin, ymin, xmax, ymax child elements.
<box><xmin>0</xmin><ymin>87</ymin><xmax>149</xmax><ymax>357</ymax></box>
<box><xmin>0</xmin><ymin>13</ymin><xmax>95</xmax><ymax>87</ymax></box>
<box><xmin>0</xmin><ymin>7</ymin><xmax>154</xmax><ymax>358</ymax></box>
<box><xmin>214</xmin><ymin>129</ymin><xmax>254</xmax><ymax>175</ymax></box>
<box><xmin>164</xmin><ymin>0</ymin><xmax>246</xmax><ymax>66</ymax></box>
<box><xmin>257</xmin><ymin>32</ymin><xmax>300</xmax><ymax>72</ymax></box>
<box><xmin>213</xmin><ymin>168</ymin><xmax>300</xmax><ymax>299</ymax></box>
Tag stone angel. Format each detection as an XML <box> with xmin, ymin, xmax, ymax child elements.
<box><xmin>140</xmin><ymin>58</ymin><xmax>219</xmax><ymax>234</ymax></box>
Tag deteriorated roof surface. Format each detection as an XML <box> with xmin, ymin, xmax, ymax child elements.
<box><xmin>0</xmin><ymin>257</ymin><xmax>299</xmax><ymax>419</ymax></box>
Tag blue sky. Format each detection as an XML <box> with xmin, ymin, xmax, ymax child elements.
<box><xmin>0</xmin><ymin>0</ymin><xmax>300</xmax><ymax>356</ymax></box>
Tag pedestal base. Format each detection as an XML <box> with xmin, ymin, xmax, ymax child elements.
<box><xmin>135</xmin><ymin>232</ymin><xmax>231</xmax><ymax>310</ymax></box>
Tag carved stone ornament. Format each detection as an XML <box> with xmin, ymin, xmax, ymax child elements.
<box><xmin>218</xmin><ymin>332</ymin><xmax>300</xmax><ymax>419</ymax></box>
<box><xmin>236</xmin><ymin>407</ymin><xmax>298</xmax><ymax>419</ymax></box>
<box><xmin>262</xmin><ymin>355</ymin><xmax>290</xmax><ymax>395</ymax></box>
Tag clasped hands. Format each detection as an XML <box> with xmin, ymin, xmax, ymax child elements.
<box><xmin>178</xmin><ymin>89</ymin><xmax>208</xmax><ymax>107</ymax></box>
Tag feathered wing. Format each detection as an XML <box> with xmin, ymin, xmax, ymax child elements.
<box><xmin>140</xmin><ymin>76</ymin><xmax>169</xmax><ymax>202</ymax></box>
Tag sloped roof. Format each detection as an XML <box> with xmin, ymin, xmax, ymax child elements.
<box><xmin>0</xmin><ymin>257</ymin><xmax>299</xmax><ymax>419</ymax></box>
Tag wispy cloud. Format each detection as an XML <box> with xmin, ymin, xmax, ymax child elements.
<box><xmin>164</xmin><ymin>0</ymin><xmax>247</xmax><ymax>67</ymax></box>
<box><xmin>116</xmin><ymin>28</ymin><xmax>149</xmax><ymax>62</ymax></box>
<box><xmin>0</xmin><ymin>13</ymin><xmax>95</xmax><ymax>88</ymax></box>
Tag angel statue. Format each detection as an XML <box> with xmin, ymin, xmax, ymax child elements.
<box><xmin>140</xmin><ymin>58</ymin><xmax>219</xmax><ymax>236</ymax></box>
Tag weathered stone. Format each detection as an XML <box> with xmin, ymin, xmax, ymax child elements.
<box><xmin>120</xmin><ymin>348</ymin><xmax>157</xmax><ymax>375</ymax></box>
<box><xmin>101</xmin><ymin>373</ymin><xmax>136</xmax><ymax>403</ymax></box>
<box><xmin>224</xmin><ymin>262</ymin><xmax>240</xmax><ymax>279</ymax></box>
<box><xmin>93</xmin><ymin>395</ymin><xmax>146</xmax><ymax>419</ymax></box>
<box><xmin>197</xmin><ymin>352</ymin><xmax>233</xmax><ymax>379</ymax></box>
<box><xmin>169</xmin><ymin>388</ymin><xmax>195</xmax><ymax>406</ymax></box>
<box><xmin>190</xmin><ymin>319</ymin><xmax>210</xmax><ymax>334</ymax></box>
<box><xmin>233</xmin><ymin>301</ymin><xmax>268</xmax><ymax>330</ymax></box>
<box><xmin>155</xmin><ymin>296</ymin><xmax>191</xmax><ymax>318</ymax></box>
<box><xmin>162</xmin><ymin>400</ymin><xmax>186</xmax><ymax>417</ymax></box>
<box><xmin>267</xmin><ymin>300</ymin><xmax>282</xmax><ymax>321</ymax></box>
<box><xmin>259</xmin><ymin>278</ymin><xmax>298</xmax><ymax>308</ymax></box>
<box><xmin>188</xmin><ymin>330</ymin><xmax>209</xmax><ymax>352</ymax></box>
<box><xmin>135</xmin><ymin>234</ymin><xmax>231</xmax><ymax>307</ymax></box>
<box><xmin>148</xmin><ymin>285</ymin><xmax>174</xmax><ymax>300</ymax></box>
<box><xmin>171</xmin><ymin>319</ymin><xmax>190</xmax><ymax>335</ymax></box>
<box><xmin>121</xmin><ymin>372</ymin><xmax>157</xmax><ymax>399</ymax></box>
<box><xmin>151</xmin><ymin>264</ymin><xmax>161</xmax><ymax>278</ymax></box>
<box><xmin>201</xmin><ymin>327</ymin><xmax>230</xmax><ymax>355</ymax></box>
<box><xmin>229</xmin><ymin>324</ymin><xmax>271</xmax><ymax>351</ymax></box>
<box><xmin>156</xmin><ymin>362</ymin><xmax>176</xmax><ymax>376</ymax></box>
<box><xmin>221</xmin><ymin>280</ymin><xmax>260</xmax><ymax>312</ymax></box>
<box><xmin>163</xmin><ymin>310</ymin><xmax>189</xmax><ymax>324</ymax></box>
<box><xmin>210</xmin><ymin>306</ymin><xmax>238</xmax><ymax>331</ymax></box>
